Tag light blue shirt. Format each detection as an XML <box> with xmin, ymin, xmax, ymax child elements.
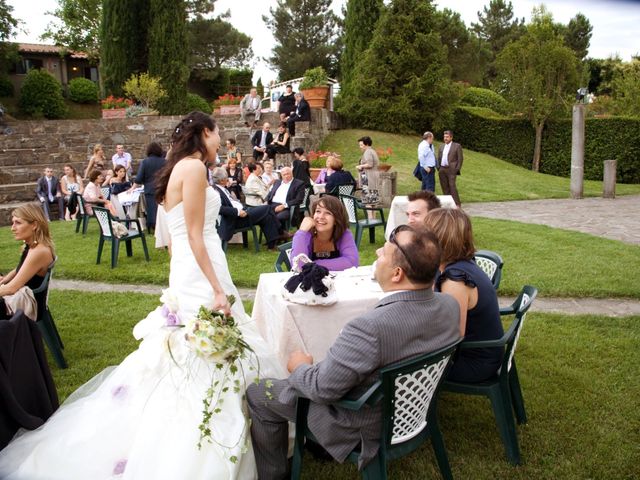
<box><xmin>418</xmin><ymin>140</ymin><xmax>436</xmax><ymax>169</ymax></box>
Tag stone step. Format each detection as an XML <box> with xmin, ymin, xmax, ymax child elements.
<box><xmin>1</xmin><ymin>163</ymin><xmax>86</xmax><ymax>184</ymax></box>
<box><xmin>0</xmin><ymin>201</ymin><xmax>66</xmax><ymax>226</ymax></box>
<box><xmin>0</xmin><ymin>182</ymin><xmax>37</xmax><ymax>203</ymax></box>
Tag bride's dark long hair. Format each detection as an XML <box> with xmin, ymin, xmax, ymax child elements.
<box><xmin>155</xmin><ymin>111</ymin><xmax>217</xmax><ymax>204</ymax></box>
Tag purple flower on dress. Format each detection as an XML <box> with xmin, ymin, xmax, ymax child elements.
<box><xmin>166</xmin><ymin>312</ymin><xmax>180</xmax><ymax>326</ymax></box>
<box><xmin>113</xmin><ymin>459</ymin><xmax>127</xmax><ymax>475</ymax></box>
<box><xmin>111</xmin><ymin>385</ymin><xmax>128</xmax><ymax>399</ymax></box>
<box><xmin>161</xmin><ymin>304</ymin><xmax>170</xmax><ymax>317</ymax></box>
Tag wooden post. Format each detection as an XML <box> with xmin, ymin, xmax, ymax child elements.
<box><xmin>603</xmin><ymin>159</ymin><xmax>617</xmax><ymax>199</ymax></box>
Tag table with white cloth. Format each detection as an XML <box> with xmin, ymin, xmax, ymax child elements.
<box><xmin>251</xmin><ymin>266</ymin><xmax>383</xmax><ymax>370</ymax></box>
<box><xmin>385</xmin><ymin>195</ymin><xmax>456</xmax><ymax>239</ymax></box>
<box><xmin>312</xmin><ymin>183</ymin><xmax>326</xmax><ymax>195</ymax></box>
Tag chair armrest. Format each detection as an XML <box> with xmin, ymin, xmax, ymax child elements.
<box><xmin>458</xmin><ymin>317</ymin><xmax>519</xmax><ymax>349</ymax></box>
<box><xmin>500</xmin><ymin>305</ymin><xmax>517</xmax><ymax>316</ymax></box>
<box><xmin>119</xmin><ymin>218</ymin><xmax>143</xmax><ymax>231</ymax></box>
<box><xmin>335</xmin><ymin>380</ymin><xmax>383</xmax><ymax>411</ymax></box>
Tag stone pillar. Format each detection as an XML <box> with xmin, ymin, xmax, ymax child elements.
<box><xmin>570</xmin><ymin>103</ymin><xmax>586</xmax><ymax>199</ymax></box>
<box><xmin>603</xmin><ymin>159</ymin><xmax>617</xmax><ymax>199</ymax></box>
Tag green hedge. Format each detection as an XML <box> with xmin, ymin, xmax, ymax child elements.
<box><xmin>68</xmin><ymin>77</ymin><xmax>99</xmax><ymax>103</ymax></box>
<box><xmin>19</xmin><ymin>69</ymin><xmax>67</xmax><ymax>119</ymax></box>
<box><xmin>460</xmin><ymin>87</ymin><xmax>511</xmax><ymax>115</ymax></box>
<box><xmin>186</xmin><ymin>93</ymin><xmax>211</xmax><ymax>113</ymax></box>
<box><xmin>453</xmin><ymin>106</ymin><xmax>640</xmax><ymax>183</ymax></box>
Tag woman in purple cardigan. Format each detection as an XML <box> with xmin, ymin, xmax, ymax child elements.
<box><xmin>290</xmin><ymin>195</ymin><xmax>359</xmax><ymax>271</ymax></box>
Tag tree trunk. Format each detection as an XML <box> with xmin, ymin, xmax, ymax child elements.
<box><xmin>533</xmin><ymin>122</ymin><xmax>543</xmax><ymax>172</ymax></box>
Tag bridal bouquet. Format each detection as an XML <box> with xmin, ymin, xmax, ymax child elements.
<box><xmin>160</xmin><ymin>289</ymin><xmax>261</xmax><ymax>457</ymax></box>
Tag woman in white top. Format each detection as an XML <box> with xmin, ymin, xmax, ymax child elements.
<box><xmin>260</xmin><ymin>160</ymin><xmax>278</xmax><ymax>188</ymax></box>
<box><xmin>243</xmin><ymin>163</ymin><xmax>269</xmax><ymax>206</ymax></box>
<box><xmin>60</xmin><ymin>163</ymin><xmax>84</xmax><ymax>220</ymax></box>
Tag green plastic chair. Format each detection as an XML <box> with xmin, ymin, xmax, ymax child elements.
<box><xmin>221</xmin><ymin>223</ymin><xmax>260</xmax><ymax>253</ymax></box>
<box><xmin>274</xmin><ymin>241</ymin><xmax>292</xmax><ymax>272</ymax></box>
<box><xmin>31</xmin><ymin>256</ymin><xmax>67</xmax><ymax>369</ymax></box>
<box><xmin>75</xmin><ymin>195</ymin><xmax>92</xmax><ymax>235</ymax></box>
<box><xmin>474</xmin><ymin>250</ymin><xmax>504</xmax><ymax>290</ymax></box>
<box><xmin>442</xmin><ymin>285</ymin><xmax>538</xmax><ymax>465</ymax></box>
<box><xmin>291</xmin><ymin>341</ymin><xmax>461</xmax><ymax>480</ymax></box>
<box><xmin>93</xmin><ymin>207</ymin><xmax>150</xmax><ymax>268</ymax></box>
<box><xmin>339</xmin><ymin>194</ymin><xmax>386</xmax><ymax>248</ymax></box>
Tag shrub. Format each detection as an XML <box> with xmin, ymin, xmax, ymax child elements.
<box><xmin>123</xmin><ymin>72</ymin><xmax>166</xmax><ymax>110</ymax></box>
<box><xmin>68</xmin><ymin>77</ymin><xmax>99</xmax><ymax>103</ymax></box>
<box><xmin>0</xmin><ymin>76</ymin><xmax>14</xmax><ymax>97</ymax></box>
<box><xmin>186</xmin><ymin>93</ymin><xmax>211</xmax><ymax>113</ymax></box>
<box><xmin>299</xmin><ymin>67</ymin><xmax>328</xmax><ymax>90</ymax></box>
<box><xmin>19</xmin><ymin>69</ymin><xmax>67</xmax><ymax>119</ymax></box>
<box><xmin>460</xmin><ymin>87</ymin><xmax>511</xmax><ymax>115</ymax></box>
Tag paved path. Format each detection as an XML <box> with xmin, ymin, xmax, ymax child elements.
<box><xmin>463</xmin><ymin>194</ymin><xmax>640</xmax><ymax>245</ymax></box>
<box><xmin>51</xmin><ymin>279</ymin><xmax>640</xmax><ymax>317</ymax></box>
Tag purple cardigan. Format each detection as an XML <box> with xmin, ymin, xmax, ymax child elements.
<box><xmin>290</xmin><ymin>229</ymin><xmax>359</xmax><ymax>271</ymax></box>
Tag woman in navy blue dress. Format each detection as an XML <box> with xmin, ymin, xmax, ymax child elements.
<box><xmin>424</xmin><ymin>208</ymin><xmax>503</xmax><ymax>382</ymax></box>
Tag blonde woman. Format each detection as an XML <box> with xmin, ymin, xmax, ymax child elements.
<box><xmin>0</xmin><ymin>203</ymin><xmax>55</xmax><ymax>319</ymax></box>
<box><xmin>84</xmin><ymin>144</ymin><xmax>112</xmax><ymax>184</ymax></box>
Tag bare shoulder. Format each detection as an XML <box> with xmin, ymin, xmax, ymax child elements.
<box><xmin>27</xmin><ymin>245</ymin><xmax>54</xmax><ymax>268</ymax></box>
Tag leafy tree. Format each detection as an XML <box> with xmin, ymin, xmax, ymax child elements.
<box><xmin>339</xmin><ymin>0</ymin><xmax>460</xmax><ymax>133</ymax></box>
<box><xmin>256</xmin><ymin>77</ymin><xmax>264</xmax><ymax>98</ymax></box>
<box><xmin>188</xmin><ymin>12</ymin><xmax>252</xmax><ymax>70</ymax></box>
<box><xmin>610</xmin><ymin>59</ymin><xmax>640</xmax><ymax>117</ymax></box>
<box><xmin>586</xmin><ymin>55</ymin><xmax>623</xmax><ymax>95</ymax></box>
<box><xmin>0</xmin><ymin>0</ymin><xmax>19</xmax><ymax>75</ymax></box>
<box><xmin>263</xmin><ymin>0</ymin><xmax>341</xmax><ymax>80</ymax></box>
<box><xmin>495</xmin><ymin>7</ymin><xmax>579</xmax><ymax>171</ymax></box>
<box><xmin>123</xmin><ymin>72</ymin><xmax>166</xmax><ymax>109</ymax></box>
<box><xmin>471</xmin><ymin>0</ymin><xmax>525</xmax><ymax>84</ymax></box>
<box><xmin>42</xmin><ymin>0</ymin><xmax>102</xmax><ymax>61</ymax></box>
<box><xmin>563</xmin><ymin>13</ymin><xmax>592</xmax><ymax>61</ymax></box>
<box><xmin>340</xmin><ymin>0</ymin><xmax>383</xmax><ymax>91</ymax></box>
<box><xmin>148</xmin><ymin>0</ymin><xmax>188</xmax><ymax>114</ymax></box>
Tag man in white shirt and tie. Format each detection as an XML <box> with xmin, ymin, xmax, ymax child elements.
<box><xmin>417</xmin><ymin>131</ymin><xmax>436</xmax><ymax>192</ymax></box>
<box><xmin>36</xmin><ymin>167</ymin><xmax>65</xmax><ymax>221</ymax></box>
<box><xmin>240</xmin><ymin>88</ymin><xmax>262</xmax><ymax>127</ymax></box>
<box><xmin>437</xmin><ymin>130</ymin><xmax>463</xmax><ymax>206</ymax></box>
<box><xmin>266</xmin><ymin>166</ymin><xmax>307</xmax><ymax>230</ymax></box>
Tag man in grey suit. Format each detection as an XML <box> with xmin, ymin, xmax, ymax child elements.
<box><xmin>35</xmin><ymin>167</ymin><xmax>65</xmax><ymax>221</ymax></box>
<box><xmin>247</xmin><ymin>225</ymin><xmax>460</xmax><ymax>479</ymax></box>
<box><xmin>437</xmin><ymin>130</ymin><xmax>463</xmax><ymax>206</ymax></box>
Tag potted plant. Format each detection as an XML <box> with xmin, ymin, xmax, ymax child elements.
<box><xmin>376</xmin><ymin>147</ymin><xmax>393</xmax><ymax>171</ymax></box>
<box><xmin>213</xmin><ymin>93</ymin><xmax>243</xmax><ymax>115</ymax></box>
<box><xmin>299</xmin><ymin>67</ymin><xmax>330</xmax><ymax>109</ymax></box>
<box><xmin>100</xmin><ymin>95</ymin><xmax>133</xmax><ymax>119</ymax></box>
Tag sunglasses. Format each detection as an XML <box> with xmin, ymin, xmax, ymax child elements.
<box><xmin>388</xmin><ymin>225</ymin><xmax>412</xmax><ymax>264</ymax></box>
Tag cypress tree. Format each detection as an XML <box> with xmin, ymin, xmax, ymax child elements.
<box><xmin>339</xmin><ymin>0</ymin><xmax>459</xmax><ymax>133</ymax></box>
<box><xmin>340</xmin><ymin>0</ymin><xmax>383</xmax><ymax>91</ymax></box>
<box><xmin>148</xmin><ymin>0</ymin><xmax>188</xmax><ymax>114</ymax></box>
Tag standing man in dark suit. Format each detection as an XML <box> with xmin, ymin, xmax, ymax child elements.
<box><xmin>437</xmin><ymin>130</ymin><xmax>463</xmax><ymax>206</ymax></box>
<box><xmin>247</xmin><ymin>225</ymin><xmax>460</xmax><ymax>479</ymax></box>
<box><xmin>251</xmin><ymin>122</ymin><xmax>273</xmax><ymax>161</ymax></box>
<box><xmin>130</xmin><ymin>141</ymin><xmax>165</xmax><ymax>233</ymax></box>
<box><xmin>36</xmin><ymin>167</ymin><xmax>65</xmax><ymax>221</ymax></box>
<box><xmin>266</xmin><ymin>166</ymin><xmax>306</xmax><ymax>229</ymax></box>
<box><xmin>210</xmin><ymin>168</ymin><xmax>282</xmax><ymax>250</ymax></box>
<box><xmin>286</xmin><ymin>92</ymin><xmax>311</xmax><ymax>137</ymax></box>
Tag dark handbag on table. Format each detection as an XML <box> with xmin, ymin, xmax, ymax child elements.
<box><xmin>413</xmin><ymin>161</ymin><xmax>423</xmax><ymax>181</ymax></box>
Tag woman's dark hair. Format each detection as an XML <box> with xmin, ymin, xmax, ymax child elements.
<box><xmin>423</xmin><ymin>208</ymin><xmax>475</xmax><ymax>264</ymax></box>
<box><xmin>358</xmin><ymin>136</ymin><xmax>373</xmax><ymax>146</ymax></box>
<box><xmin>64</xmin><ymin>163</ymin><xmax>78</xmax><ymax>177</ymax></box>
<box><xmin>113</xmin><ymin>164</ymin><xmax>126</xmax><ymax>175</ymax></box>
<box><xmin>155</xmin><ymin>111</ymin><xmax>216</xmax><ymax>203</ymax></box>
<box><xmin>247</xmin><ymin>162</ymin><xmax>263</xmax><ymax>173</ymax></box>
<box><xmin>146</xmin><ymin>141</ymin><xmax>163</xmax><ymax>157</ymax></box>
<box><xmin>278</xmin><ymin>121</ymin><xmax>287</xmax><ymax>129</ymax></box>
<box><xmin>293</xmin><ymin>147</ymin><xmax>304</xmax><ymax>156</ymax></box>
<box><xmin>89</xmin><ymin>169</ymin><xmax>103</xmax><ymax>182</ymax></box>
<box><xmin>311</xmin><ymin>195</ymin><xmax>348</xmax><ymax>244</ymax></box>
<box><xmin>226</xmin><ymin>138</ymin><xmax>236</xmax><ymax>146</ymax></box>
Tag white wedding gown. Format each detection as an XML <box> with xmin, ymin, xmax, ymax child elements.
<box><xmin>0</xmin><ymin>187</ymin><xmax>284</xmax><ymax>480</ymax></box>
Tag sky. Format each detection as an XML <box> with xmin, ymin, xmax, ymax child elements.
<box><xmin>6</xmin><ymin>0</ymin><xmax>640</xmax><ymax>84</ymax></box>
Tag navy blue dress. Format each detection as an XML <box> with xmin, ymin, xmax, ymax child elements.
<box><xmin>435</xmin><ymin>259</ymin><xmax>504</xmax><ymax>382</ymax></box>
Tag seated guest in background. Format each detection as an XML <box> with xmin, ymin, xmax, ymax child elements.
<box><xmin>0</xmin><ymin>203</ymin><xmax>55</xmax><ymax>320</ymax></box>
<box><xmin>35</xmin><ymin>167</ymin><xmax>65</xmax><ymax>222</ymax></box>
<box><xmin>225</xmin><ymin>157</ymin><xmax>244</xmax><ymax>200</ymax></box>
<box><xmin>240</xmin><ymin>87</ymin><xmax>262</xmax><ymax>127</ymax></box>
<box><xmin>109</xmin><ymin>165</ymin><xmax>131</xmax><ymax>196</ymax></box>
<box><xmin>225</xmin><ymin>138</ymin><xmax>242</xmax><ymax>166</ymax></box>
<box><xmin>325</xmin><ymin>156</ymin><xmax>356</xmax><ymax>195</ymax></box>
<box><xmin>286</xmin><ymin>92</ymin><xmax>310</xmax><ymax>137</ymax></box>
<box><xmin>291</xmin><ymin>147</ymin><xmax>310</xmax><ymax>184</ymax></box>
<box><xmin>314</xmin><ymin>156</ymin><xmax>334</xmax><ymax>184</ymax></box>
<box><xmin>266</xmin><ymin>122</ymin><xmax>291</xmax><ymax>160</ymax></box>
<box><xmin>291</xmin><ymin>195</ymin><xmax>358</xmax><ymax>271</ymax></box>
<box><xmin>111</xmin><ymin>144</ymin><xmax>132</xmax><ymax>179</ymax></box>
<box><xmin>83</xmin><ymin>170</ymin><xmax>116</xmax><ymax>216</ymax></box>
<box><xmin>84</xmin><ymin>143</ymin><xmax>109</xmax><ymax>180</ymax></box>
<box><xmin>261</xmin><ymin>160</ymin><xmax>278</xmax><ymax>187</ymax></box>
<box><xmin>247</xmin><ymin>225</ymin><xmax>460</xmax><ymax>479</ymax></box>
<box><xmin>424</xmin><ymin>208</ymin><xmax>504</xmax><ymax>382</ymax></box>
<box><xmin>130</xmin><ymin>141</ymin><xmax>165</xmax><ymax>233</ymax></box>
<box><xmin>406</xmin><ymin>190</ymin><xmax>441</xmax><ymax>227</ymax></box>
<box><xmin>60</xmin><ymin>164</ymin><xmax>84</xmax><ymax>221</ymax></box>
<box><xmin>244</xmin><ymin>163</ymin><xmax>269</xmax><ymax>206</ymax></box>
<box><xmin>278</xmin><ymin>84</ymin><xmax>296</xmax><ymax>122</ymax></box>
<box><xmin>251</xmin><ymin>122</ymin><xmax>272</xmax><ymax>160</ymax></box>
<box><xmin>211</xmin><ymin>168</ymin><xmax>281</xmax><ymax>250</ymax></box>
<box><xmin>266</xmin><ymin>166</ymin><xmax>307</xmax><ymax>230</ymax></box>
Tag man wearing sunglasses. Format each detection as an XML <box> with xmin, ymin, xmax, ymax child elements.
<box><xmin>247</xmin><ymin>225</ymin><xmax>460</xmax><ymax>479</ymax></box>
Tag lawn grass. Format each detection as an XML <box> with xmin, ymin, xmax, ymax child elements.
<box><xmin>320</xmin><ymin>129</ymin><xmax>640</xmax><ymax>201</ymax></box>
<box><xmin>1</xmin><ymin>215</ymin><xmax>637</xmax><ymax>298</ymax></box>
<box><xmin>45</xmin><ymin>290</ymin><xmax>640</xmax><ymax>480</ymax></box>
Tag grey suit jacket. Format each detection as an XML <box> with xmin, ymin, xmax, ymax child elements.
<box><xmin>279</xmin><ymin>289</ymin><xmax>460</xmax><ymax>467</ymax></box>
<box><xmin>437</xmin><ymin>141</ymin><xmax>463</xmax><ymax>173</ymax></box>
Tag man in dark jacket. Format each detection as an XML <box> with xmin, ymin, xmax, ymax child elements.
<box><xmin>35</xmin><ymin>167</ymin><xmax>65</xmax><ymax>221</ymax></box>
<box><xmin>131</xmin><ymin>141</ymin><xmax>165</xmax><ymax>232</ymax></box>
<box><xmin>251</xmin><ymin>123</ymin><xmax>273</xmax><ymax>160</ymax></box>
<box><xmin>266</xmin><ymin>166</ymin><xmax>307</xmax><ymax>229</ymax></box>
<box><xmin>286</xmin><ymin>93</ymin><xmax>311</xmax><ymax>137</ymax></box>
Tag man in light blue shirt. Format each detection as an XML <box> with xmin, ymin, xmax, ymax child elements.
<box><xmin>417</xmin><ymin>131</ymin><xmax>436</xmax><ymax>192</ymax></box>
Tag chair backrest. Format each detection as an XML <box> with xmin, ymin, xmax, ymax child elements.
<box><xmin>339</xmin><ymin>194</ymin><xmax>358</xmax><ymax>224</ymax></box>
<box><xmin>335</xmin><ymin>183</ymin><xmax>356</xmax><ymax>197</ymax></box>
<box><xmin>93</xmin><ymin>206</ymin><xmax>114</xmax><ymax>238</ymax></box>
<box><xmin>505</xmin><ymin>285</ymin><xmax>538</xmax><ymax>372</ymax></box>
<box><xmin>474</xmin><ymin>250</ymin><xmax>504</xmax><ymax>290</ymax></box>
<box><xmin>77</xmin><ymin>194</ymin><xmax>87</xmax><ymax>215</ymax></box>
<box><xmin>380</xmin><ymin>342</ymin><xmax>460</xmax><ymax>450</ymax></box>
<box><xmin>100</xmin><ymin>186</ymin><xmax>111</xmax><ymax>200</ymax></box>
<box><xmin>31</xmin><ymin>256</ymin><xmax>57</xmax><ymax>318</ymax></box>
<box><xmin>302</xmin><ymin>185</ymin><xmax>312</xmax><ymax>209</ymax></box>
<box><xmin>110</xmin><ymin>195</ymin><xmax>127</xmax><ymax>219</ymax></box>
<box><xmin>274</xmin><ymin>241</ymin><xmax>293</xmax><ymax>272</ymax></box>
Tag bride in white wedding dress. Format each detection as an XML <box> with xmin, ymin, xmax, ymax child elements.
<box><xmin>0</xmin><ymin>112</ymin><xmax>284</xmax><ymax>480</ymax></box>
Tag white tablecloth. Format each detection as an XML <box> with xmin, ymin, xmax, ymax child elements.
<box><xmin>251</xmin><ymin>266</ymin><xmax>383</xmax><ymax>369</ymax></box>
<box><xmin>385</xmin><ymin>195</ymin><xmax>456</xmax><ymax>239</ymax></box>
